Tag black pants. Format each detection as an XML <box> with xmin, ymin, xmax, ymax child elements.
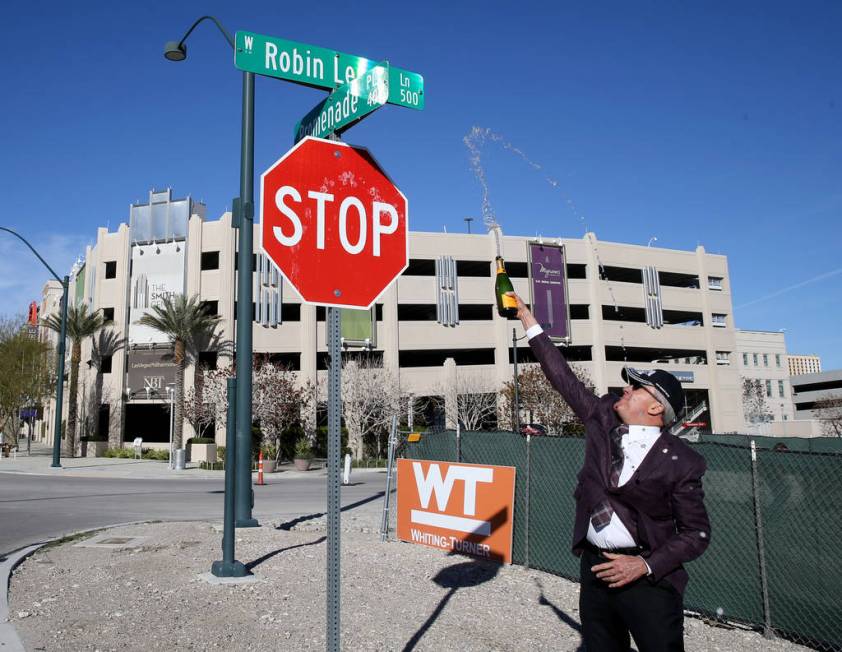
<box><xmin>579</xmin><ymin>548</ymin><xmax>684</xmax><ymax>652</ymax></box>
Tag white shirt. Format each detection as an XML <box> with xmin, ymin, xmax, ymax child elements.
<box><xmin>527</xmin><ymin>324</ymin><xmax>660</xmax><ymax>561</ymax></box>
<box><xmin>585</xmin><ymin>424</ymin><xmax>662</xmax><ymax>550</ymax></box>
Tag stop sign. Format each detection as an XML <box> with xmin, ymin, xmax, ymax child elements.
<box><xmin>260</xmin><ymin>137</ymin><xmax>408</xmax><ymax>309</ymax></box>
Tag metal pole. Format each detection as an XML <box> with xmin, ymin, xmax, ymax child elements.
<box><xmin>750</xmin><ymin>440</ymin><xmax>774</xmax><ymax>638</ymax></box>
<box><xmin>211</xmin><ymin>377</ymin><xmax>247</xmax><ymax>577</ymax></box>
<box><xmin>512</xmin><ymin>328</ymin><xmax>521</xmax><ymax>434</ymax></box>
<box><xmin>380</xmin><ymin>415</ymin><xmax>398</xmax><ymax>542</ymax></box>
<box><xmin>51</xmin><ymin>276</ymin><xmax>69</xmax><ymax>467</ymax></box>
<box><xmin>525</xmin><ymin>433</ymin><xmax>531</xmax><ymax>568</ymax></box>
<box><xmin>0</xmin><ymin>227</ymin><xmax>70</xmax><ymax>468</ymax></box>
<box><xmin>168</xmin><ymin>388</ymin><xmax>174</xmax><ymax>469</ymax></box>
<box><xmin>326</xmin><ymin>306</ymin><xmax>342</xmax><ymax>651</ymax></box>
<box><xmin>235</xmin><ymin>70</ymin><xmax>258</xmax><ymax>528</ymax></box>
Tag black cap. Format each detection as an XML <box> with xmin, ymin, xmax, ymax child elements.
<box><xmin>621</xmin><ymin>367</ymin><xmax>685</xmax><ymax>425</ymax></box>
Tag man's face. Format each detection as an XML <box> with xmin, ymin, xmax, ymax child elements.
<box><xmin>613</xmin><ymin>384</ymin><xmax>664</xmax><ymax>425</ymax></box>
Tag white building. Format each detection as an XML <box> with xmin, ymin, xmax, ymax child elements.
<box><xmin>35</xmin><ymin>188</ymin><xmax>747</xmax><ymax>448</ymax></box>
<box><xmin>734</xmin><ymin>330</ymin><xmax>794</xmax><ymax>423</ymax></box>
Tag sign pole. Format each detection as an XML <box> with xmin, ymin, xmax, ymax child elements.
<box><xmin>326</xmin><ymin>306</ymin><xmax>342</xmax><ymax>651</ymax></box>
<box><xmin>235</xmin><ymin>70</ymin><xmax>259</xmax><ymax>528</ymax></box>
<box><xmin>211</xmin><ymin>377</ymin><xmax>248</xmax><ymax>577</ymax></box>
<box><xmin>51</xmin><ymin>276</ymin><xmax>69</xmax><ymax>467</ymax></box>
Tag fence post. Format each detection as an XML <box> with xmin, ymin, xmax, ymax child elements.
<box><xmin>380</xmin><ymin>416</ymin><xmax>398</xmax><ymax>542</ymax></box>
<box><xmin>524</xmin><ymin>433</ymin><xmax>531</xmax><ymax>568</ymax></box>
<box><xmin>456</xmin><ymin>422</ymin><xmax>461</xmax><ymax>463</ymax></box>
<box><xmin>750</xmin><ymin>440</ymin><xmax>775</xmax><ymax>639</ymax></box>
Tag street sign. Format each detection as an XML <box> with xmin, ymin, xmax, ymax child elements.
<box><xmin>234</xmin><ymin>31</ymin><xmax>424</xmax><ymax>111</ymax></box>
<box><xmin>396</xmin><ymin>459</ymin><xmax>516</xmax><ymax>564</ymax></box>
<box><xmin>294</xmin><ymin>63</ymin><xmax>389</xmax><ymax>142</ymax></box>
<box><xmin>260</xmin><ymin>137</ymin><xmax>408</xmax><ymax>309</ymax></box>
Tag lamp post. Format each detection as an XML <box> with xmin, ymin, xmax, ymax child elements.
<box><xmin>0</xmin><ymin>226</ymin><xmax>69</xmax><ymax>468</ymax></box>
<box><xmin>166</xmin><ymin>385</ymin><xmax>175</xmax><ymax>469</ymax></box>
<box><xmin>164</xmin><ymin>16</ymin><xmax>258</xmax><ymax>526</ymax></box>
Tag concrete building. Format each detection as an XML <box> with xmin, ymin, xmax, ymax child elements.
<box><xmin>788</xmin><ymin>354</ymin><xmax>822</xmax><ymax>377</ymax></box>
<box><xmin>734</xmin><ymin>330</ymin><xmax>794</xmax><ymax>424</ymax></box>
<box><xmin>791</xmin><ymin>370</ymin><xmax>842</xmax><ymax>423</ymax></box>
<box><xmin>35</xmin><ymin>188</ymin><xmax>746</xmax><ymax>448</ymax></box>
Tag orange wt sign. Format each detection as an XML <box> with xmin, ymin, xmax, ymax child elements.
<box><xmin>396</xmin><ymin>459</ymin><xmax>516</xmax><ymax>564</ymax></box>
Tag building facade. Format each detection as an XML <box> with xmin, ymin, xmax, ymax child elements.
<box><xmin>790</xmin><ymin>370</ymin><xmax>842</xmax><ymax>423</ymax></box>
<box><xmin>788</xmin><ymin>354</ymin><xmax>822</xmax><ymax>377</ymax></box>
<box><xmin>36</xmin><ymin>189</ymin><xmax>746</xmax><ymax>447</ymax></box>
<box><xmin>734</xmin><ymin>330</ymin><xmax>794</xmax><ymax>424</ymax></box>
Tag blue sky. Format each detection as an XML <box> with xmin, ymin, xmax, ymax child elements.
<box><xmin>1</xmin><ymin>1</ymin><xmax>840</xmax><ymax>366</ymax></box>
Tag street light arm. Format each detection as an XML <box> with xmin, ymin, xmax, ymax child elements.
<box><xmin>0</xmin><ymin>226</ymin><xmax>63</xmax><ymax>283</ymax></box>
<box><xmin>176</xmin><ymin>15</ymin><xmax>235</xmax><ymax>50</ymax></box>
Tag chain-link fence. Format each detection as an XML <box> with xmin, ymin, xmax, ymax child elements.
<box><xmin>402</xmin><ymin>431</ymin><xmax>842</xmax><ymax>651</ymax></box>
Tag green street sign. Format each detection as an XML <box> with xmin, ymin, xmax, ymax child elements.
<box><xmin>294</xmin><ymin>63</ymin><xmax>389</xmax><ymax>142</ymax></box>
<box><xmin>234</xmin><ymin>31</ymin><xmax>424</xmax><ymax>111</ymax></box>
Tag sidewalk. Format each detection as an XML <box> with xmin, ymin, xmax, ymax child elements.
<box><xmin>0</xmin><ymin>441</ymin><xmax>323</xmax><ymax>480</ymax></box>
<box><xmin>6</xmin><ymin>515</ymin><xmax>810</xmax><ymax>652</ymax></box>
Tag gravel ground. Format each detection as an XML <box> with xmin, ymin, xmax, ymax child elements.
<box><xmin>9</xmin><ymin>513</ymin><xmax>810</xmax><ymax>652</ymax></box>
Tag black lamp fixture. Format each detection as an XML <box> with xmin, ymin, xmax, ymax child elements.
<box><xmin>163</xmin><ymin>41</ymin><xmax>187</xmax><ymax>61</ymax></box>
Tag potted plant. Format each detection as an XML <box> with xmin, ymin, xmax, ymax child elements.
<box><xmin>293</xmin><ymin>437</ymin><xmax>314</xmax><ymax>471</ymax></box>
<box><xmin>261</xmin><ymin>444</ymin><xmax>277</xmax><ymax>473</ymax></box>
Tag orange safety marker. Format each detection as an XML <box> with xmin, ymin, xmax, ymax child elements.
<box><xmin>256</xmin><ymin>450</ymin><xmax>265</xmax><ymax>486</ymax></box>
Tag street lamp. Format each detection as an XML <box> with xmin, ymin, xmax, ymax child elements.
<box><xmin>647</xmin><ymin>236</ymin><xmax>658</xmax><ymax>247</ymax></box>
<box><xmin>164</xmin><ymin>16</ymin><xmax>258</xmax><ymax>526</ymax></box>
<box><xmin>0</xmin><ymin>226</ymin><xmax>69</xmax><ymax>468</ymax></box>
<box><xmin>166</xmin><ymin>385</ymin><xmax>175</xmax><ymax>469</ymax></box>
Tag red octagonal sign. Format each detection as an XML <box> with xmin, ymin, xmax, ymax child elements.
<box><xmin>260</xmin><ymin>137</ymin><xmax>408</xmax><ymax>309</ymax></box>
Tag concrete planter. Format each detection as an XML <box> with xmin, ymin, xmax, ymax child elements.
<box><xmin>191</xmin><ymin>443</ymin><xmax>217</xmax><ymax>464</ymax></box>
<box><xmin>86</xmin><ymin>441</ymin><xmax>109</xmax><ymax>457</ymax></box>
<box><xmin>293</xmin><ymin>457</ymin><xmax>312</xmax><ymax>472</ymax></box>
<box><xmin>263</xmin><ymin>460</ymin><xmax>276</xmax><ymax>473</ymax></box>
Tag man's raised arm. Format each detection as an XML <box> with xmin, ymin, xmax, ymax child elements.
<box><xmin>509</xmin><ymin>292</ymin><xmax>599</xmax><ymax>422</ymax></box>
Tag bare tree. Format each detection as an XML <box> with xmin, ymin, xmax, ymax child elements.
<box><xmin>183</xmin><ymin>384</ymin><xmax>214</xmax><ymax>440</ymax></box>
<box><xmin>434</xmin><ymin>372</ymin><xmax>499</xmax><ymax>431</ymax></box>
<box><xmin>499</xmin><ymin>363</ymin><xmax>595</xmax><ymax>434</ymax></box>
<box><xmin>341</xmin><ymin>358</ymin><xmax>399</xmax><ymax>459</ymax></box>
<box><xmin>742</xmin><ymin>378</ymin><xmax>773</xmax><ymax>425</ymax></box>
<box><xmin>814</xmin><ymin>396</ymin><xmax>842</xmax><ymax>437</ymax></box>
<box><xmin>252</xmin><ymin>361</ymin><xmax>311</xmax><ymax>463</ymax></box>
<box><xmin>202</xmin><ymin>366</ymin><xmax>236</xmax><ymax>433</ymax></box>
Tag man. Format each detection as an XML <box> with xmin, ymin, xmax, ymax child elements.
<box><xmin>508</xmin><ymin>292</ymin><xmax>710</xmax><ymax>652</ymax></box>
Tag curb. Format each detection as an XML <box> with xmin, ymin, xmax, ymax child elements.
<box><xmin>0</xmin><ymin>520</ymin><xmax>157</xmax><ymax>652</ymax></box>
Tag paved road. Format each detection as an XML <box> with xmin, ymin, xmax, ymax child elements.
<box><xmin>0</xmin><ymin>468</ymin><xmax>390</xmax><ymax>557</ymax></box>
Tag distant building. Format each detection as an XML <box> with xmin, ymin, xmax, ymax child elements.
<box><xmin>34</xmin><ymin>186</ymin><xmax>748</xmax><ymax>448</ymax></box>
<box><xmin>734</xmin><ymin>330</ymin><xmax>794</xmax><ymax>424</ymax></box>
<box><xmin>791</xmin><ymin>370</ymin><xmax>842</xmax><ymax>420</ymax></box>
<box><xmin>788</xmin><ymin>354</ymin><xmax>822</xmax><ymax>376</ymax></box>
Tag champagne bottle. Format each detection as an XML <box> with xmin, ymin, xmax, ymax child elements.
<box><xmin>495</xmin><ymin>256</ymin><xmax>518</xmax><ymax>318</ymax></box>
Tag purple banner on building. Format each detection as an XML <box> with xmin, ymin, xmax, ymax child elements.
<box><xmin>528</xmin><ymin>243</ymin><xmax>571</xmax><ymax>342</ymax></box>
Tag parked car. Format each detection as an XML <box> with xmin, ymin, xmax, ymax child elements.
<box><xmin>518</xmin><ymin>423</ymin><xmax>547</xmax><ymax>436</ymax></box>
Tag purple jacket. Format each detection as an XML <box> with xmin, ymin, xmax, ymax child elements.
<box><xmin>530</xmin><ymin>332</ymin><xmax>711</xmax><ymax>594</ymax></box>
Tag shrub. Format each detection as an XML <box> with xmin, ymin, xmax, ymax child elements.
<box><xmin>294</xmin><ymin>438</ymin><xmax>314</xmax><ymax>460</ymax></box>
<box><xmin>190</xmin><ymin>437</ymin><xmax>216</xmax><ymax>445</ymax></box>
<box><xmin>103</xmin><ymin>447</ymin><xmax>135</xmax><ymax>458</ymax></box>
<box><xmin>200</xmin><ymin>461</ymin><xmax>224</xmax><ymax>470</ymax></box>
<box><xmin>142</xmin><ymin>448</ymin><xmax>169</xmax><ymax>461</ymax></box>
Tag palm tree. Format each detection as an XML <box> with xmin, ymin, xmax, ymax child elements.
<box><xmin>136</xmin><ymin>295</ymin><xmax>223</xmax><ymax>450</ymax></box>
<box><xmin>89</xmin><ymin>329</ymin><xmax>126</xmax><ymax>448</ymax></box>
<box><xmin>44</xmin><ymin>304</ymin><xmax>104</xmax><ymax>456</ymax></box>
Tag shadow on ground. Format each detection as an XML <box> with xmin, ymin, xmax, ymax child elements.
<box><xmin>403</xmin><ymin>559</ymin><xmax>500</xmax><ymax>651</ymax></box>
<box><xmin>275</xmin><ymin>491</ymin><xmax>385</xmax><ymax>531</ymax></box>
